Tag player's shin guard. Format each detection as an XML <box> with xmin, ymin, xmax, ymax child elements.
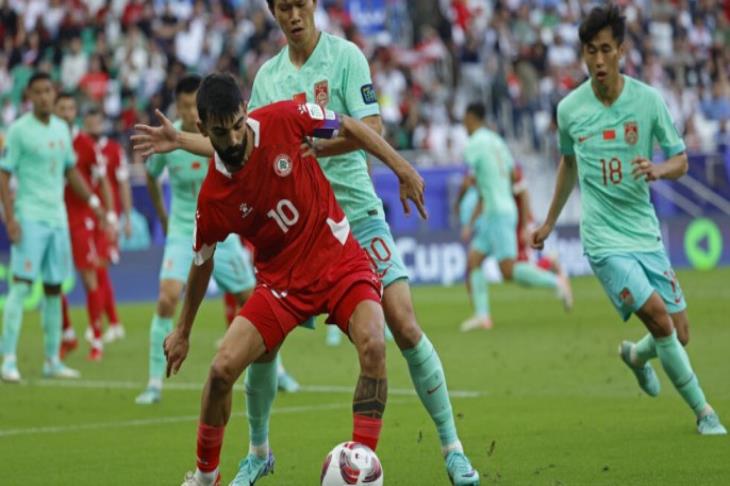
<box><xmin>403</xmin><ymin>335</ymin><xmax>460</xmax><ymax>454</ymax></box>
<box><xmin>196</xmin><ymin>422</ymin><xmax>225</xmax><ymax>474</ymax></box>
<box><xmin>656</xmin><ymin>330</ymin><xmax>707</xmax><ymax>416</ymax></box>
<box><xmin>352</xmin><ymin>375</ymin><xmax>387</xmax><ymax>451</ymax></box>
<box><xmin>97</xmin><ymin>267</ymin><xmax>119</xmax><ymax>325</ymax></box>
<box><xmin>149</xmin><ymin>314</ymin><xmax>173</xmax><ymax>385</ymax></box>
<box><xmin>635</xmin><ymin>333</ymin><xmax>658</xmax><ymax>364</ymax></box>
<box><xmin>2</xmin><ymin>281</ymin><xmax>30</xmax><ymax>357</ymax></box>
<box><xmin>513</xmin><ymin>262</ymin><xmax>558</xmax><ymax>288</ymax></box>
<box><xmin>245</xmin><ymin>360</ymin><xmax>277</xmax><ymax>451</ymax></box>
<box><xmin>41</xmin><ymin>294</ymin><xmax>62</xmax><ymax>363</ymax></box>
<box><xmin>469</xmin><ymin>268</ymin><xmax>489</xmax><ymax>317</ymax></box>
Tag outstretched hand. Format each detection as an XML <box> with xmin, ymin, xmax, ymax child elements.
<box><xmin>131</xmin><ymin>109</ymin><xmax>180</xmax><ymax>158</ymax></box>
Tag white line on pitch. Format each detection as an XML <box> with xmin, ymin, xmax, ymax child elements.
<box><xmin>0</xmin><ymin>399</ymin><xmax>411</xmax><ymax>438</ymax></box>
<box><xmin>25</xmin><ymin>379</ymin><xmax>487</xmax><ymax>398</ymax></box>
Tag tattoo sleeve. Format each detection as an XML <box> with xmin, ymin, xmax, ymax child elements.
<box><xmin>353</xmin><ymin>375</ymin><xmax>387</xmax><ymax>418</ymax></box>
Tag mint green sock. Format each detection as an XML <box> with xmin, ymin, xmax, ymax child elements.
<box><xmin>402</xmin><ymin>335</ymin><xmax>459</xmax><ymax>451</ymax></box>
<box><xmin>469</xmin><ymin>268</ymin><xmax>489</xmax><ymax>317</ymax></box>
<box><xmin>2</xmin><ymin>282</ymin><xmax>30</xmax><ymax>357</ymax></box>
<box><xmin>655</xmin><ymin>331</ymin><xmax>707</xmax><ymax>416</ymax></box>
<box><xmin>513</xmin><ymin>262</ymin><xmax>558</xmax><ymax>288</ymax></box>
<box><xmin>245</xmin><ymin>359</ymin><xmax>277</xmax><ymax>447</ymax></box>
<box><xmin>149</xmin><ymin>314</ymin><xmax>173</xmax><ymax>383</ymax></box>
<box><xmin>41</xmin><ymin>294</ymin><xmax>62</xmax><ymax>362</ymax></box>
<box><xmin>634</xmin><ymin>333</ymin><xmax>657</xmax><ymax>364</ymax></box>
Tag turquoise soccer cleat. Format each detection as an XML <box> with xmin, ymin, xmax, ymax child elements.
<box><xmin>446</xmin><ymin>451</ymin><xmax>480</xmax><ymax>486</ymax></box>
<box><xmin>619</xmin><ymin>341</ymin><xmax>660</xmax><ymax>397</ymax></box>
<box><xmin>42</xmin><ymin>361</ymin><xmax>80</xmax><ymax>379</ymax></box>
<box><xmin>325</xmin><ymin>325</ymin><xmax>342</xmax><ymax>347</ymax></box>
<box><xmin>697</xmin><ymin>412</ymin><xmax>728</xmax><ymax>436</ymax></box>
<box><xmin>277</xmin><ymin>371</ymin><xmax>300</xmax><ymax>393</ymax></box>
<box><xmin>135</xmin><ymin>386</ymin><xmax>162</xmax><ymax>405</ymax></box>
<box><xmin>229</xmin><ymin>452</ymin><xmax>275</xmax><ymax>485</ymax></box>
<box><xmin>1</xmin><ymin>359</ymin><xmax>21</xmax><ymax>383</ymax></box>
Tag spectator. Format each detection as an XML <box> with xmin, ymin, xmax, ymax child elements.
<box><xmin>60</xmin><ymin>36</ymin><xmax>88</xmax><ymax>91</ymax></box>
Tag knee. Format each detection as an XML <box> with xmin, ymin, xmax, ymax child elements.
<box><xmin>157</xmin><ymin>292</ymin><xmax>178</xmax><ymax>317</ymax></box>
<box><xmin>357</xmin><ymin>327</ymin><xmax>386</xmax><ymax>374</ymax></box>
<box><xmin>386</xmin><ymin>304</ymin><xmax>422</xmax><ymax>349</ymax></box>
<box><xmin>209</xmin><ymin>358</ymin><xmax>238</xmax><ymax>395</ymax></box>
<box><xmin>500</xmin><ymin>260</ymin><xmax>514</xmax><ymax>280</ymax></box>
<box><xmin>677</xmin><ymin>328</ymin><xmax>690</xmax><ymax>346</ymax></box>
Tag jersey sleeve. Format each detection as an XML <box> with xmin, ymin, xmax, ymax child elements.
<box><xmin>556</xmin><ymin>103</ymin><xmax>575</xmax><ymax>156</ymax></box>
<box><xmin>0</xmin><ymin>124</ymin><xmax>20</xmax><ymax>173</ymax></box>
<box><xmin>651</xmin><ymin>91</ymin><xmax>685</xmax><ymax>157</ymax></box>
<box><xmin>145</xmin><ymin>153</ymin><xmax>167</xmax><ymax>178</ymax></box>
<box><xmin>342</xmin><ymin>43</ymin><xmax>380</xmax><ymax>120</ymax></box>
<box><xmin>192</xmin><ymin>203</ymin><xmax>218</xmax><ymax>265</ymax></box>
<box><xmin>290</xmin><ymin>101</ymin><xmax>341</xmax><ymax>139</ymax></box>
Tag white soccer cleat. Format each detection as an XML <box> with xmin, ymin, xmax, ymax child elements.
<box><xmin>556</xmin><ymin>272</ymin><xmax>574</xmax><ymax>312</ymax></box>
<box><xmin>459</xmin><ymin>315</ymin><xmax>493</xmax><ymax>332</ymax></box>
<box><xmin>43</xmin><ymin>361</ymin><xmax>81</xmax><ymax>379</ymax></box>
<box><xmin>1</xmin><ymin>360</ymin><xmax>21</xmax><ymax>383</ymax></box>
<box><xmin>103</xmin><ymin>324</ymin><xmax>126</xmax><ymax>343</ymax></box>
<box><xmin>181</xmin><ymin>471</ymin><xmax>220</xmax><ymax>486</ymax></box>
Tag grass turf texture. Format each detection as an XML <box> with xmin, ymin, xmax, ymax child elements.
<box><xmin>1</xmin><ymin>268</ymin><xmax>728</xmax><ymax>485</ymax></box>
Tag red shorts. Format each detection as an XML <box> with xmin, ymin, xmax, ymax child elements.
<box><xmin>239</xmin><ymin>244</ymin><xmax>382</xmax><ymax>351</ymax></box>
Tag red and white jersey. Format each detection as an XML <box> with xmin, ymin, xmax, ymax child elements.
<box><xmin>194</xmin><ymin>100</ymin><xmax>354</xmax><ymax>292</ymax></box>
<box><xmin>98</xmin><ymin>136</ymin><xmax>128</xmax><ymax>215</ymax></box>
<box><xmin>65</xmin><ymin>131</ymin><xmax>105</xmax><ymax>225</ymax></box>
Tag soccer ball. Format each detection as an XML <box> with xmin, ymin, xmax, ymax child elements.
<box><xmin>320</xmin><ymin>441</ymin><xmax>384</xmax><ymax>486</ymax></box>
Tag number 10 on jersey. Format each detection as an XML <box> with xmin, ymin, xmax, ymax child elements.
<box><xmin>267</xmin><ymin>199</ymin><xmax>300</xmax><ymax>233</ymax></box>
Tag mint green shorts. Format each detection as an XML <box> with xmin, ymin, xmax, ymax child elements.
<box><xmin>10</xmin><ymin>219</ymin><xmax>71</xmax><ymax>284</ymax></box>
<box><xmin>588</xmin><ymin>250</ymin><xmax>686</xmax><ymax>322</ymax></box>
<box><xmin>160</xmin><ymin>234</ymin><xmax>255</xmax><ymax>293</ymax></box>
<box><xmin>471</xmin><ymin>213</ymin><xmax>517</xmax><ymax>262</ymax></box>
<box><xmin>351</xmin><ymin>217</ymin><xmax>408</xmax><ymax>288</ymax></box>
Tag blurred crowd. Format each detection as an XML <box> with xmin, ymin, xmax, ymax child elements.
<box><xmin>0</xmin><ymin>0</ymin><xmax>728</xmax><ymax>166</ymax></box>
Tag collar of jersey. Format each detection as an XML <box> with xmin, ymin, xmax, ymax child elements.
<box><xmin>213</xmin><ymin>117</ymin><xmax>261</xmax><ymax>178</ymax></box>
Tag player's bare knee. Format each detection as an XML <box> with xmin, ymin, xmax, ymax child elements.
<box><xmin>677</xmin><ymin>328</ymin><xmax>690</xmax><ymax>346</ymax></box>
<box><xmin>499</xmin><ymin>259</ymin><xmax>515</xmax><ymax>280</ymax></box>
<box><xmin>387</xmin><ymin>306</ymin><xmax>422</xmax><ymax>350</ymax></box>
<box><xmin>209</xmin><ymin>358</ymin><xmax>238</xmax><ymax>395</ymax></box>
<box><xmin>357</xmin><ymin>329</ymin><xmax>386</xmax><ymax>375</ymax></box>
<box><xmin>157</xmin><ymin>292</ymin><xmax>178</xmax><ymax>317</ymax></box>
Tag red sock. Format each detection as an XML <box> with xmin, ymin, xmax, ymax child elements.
<box><xmin>196</xmin><ymin>423</ymin><xmax>225</xmax><ymax>473</ymax></box>
<box><xmin>86</xmin><ymin>287</ymin><xmax>103</xmax><ymax>341</ymax></box>
<box><xmin>62</xmin><ymin>294</ymin><xmax>73</xmax><ymax>333</ymax></box>
<box><xmin>352</xmin><ymin>415</ymin><xmax>382</xmax><ymax>451</ymax></box>
<box><xmin>223</xmin><ymin>292</ymin><xmax>237</xmax><ymax>327</ymax></box>
<box><xmin>97</xmin><ymin>267</ymin><xmax>120</xmax><ymax>325</ymax></box>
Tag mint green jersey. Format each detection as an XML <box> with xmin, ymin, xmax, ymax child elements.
<box><xmin>464</xmin><ymin>127</ymin><xmax>517</xmax><ymax>219</ymax></box>
<box><xmin>146</xmin><ymin>122</ymin><xmax>209</xmax><ymax>238</ymax></box>
<box><xmin>249</xmin><ymin>31</ymin><xmax>382</xmax><ymax>223</ymax></box>
<box><xmin>557</xmin><ymin>76</ymin><xmax>685</xmax><ymax>256</ymax></box>
<box><xmin>0</xmin><ymin>113</ymin><xmax>75</xmax><ymax>227</ymax></box>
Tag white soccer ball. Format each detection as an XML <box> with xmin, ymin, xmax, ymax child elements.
<box><xmin>320</xmin><ymin>441</ymin><xmax>384</xmax><ymax>486</ymax></box>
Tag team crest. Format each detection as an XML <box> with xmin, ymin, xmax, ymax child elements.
<box><xmin>273</xmin><ymin>154</ymin><xmax>293</xmax><ymax>177</ymax></box>
<box><xmin>239</xmin><ymin>203</ymin><xmax>253</xmax><ymax>218</ymax></box>
<box><xmin>314</xmin><ymin>80</ymin><xmax>329</xmax><ymax>108</ymax></box>
<box><xmin>619</xmin><ymin>287</ymin><xmax>634</xmax><ymax>306</ymax></box>
<box><xmin>624</xmin><ymin>122</ymin><xmax>638</xmax><ymax>145</ymax></box>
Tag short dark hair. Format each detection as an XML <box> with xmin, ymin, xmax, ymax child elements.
<box><xmin>465</xmin><ymin>102</ymin><xmax>486</xmax><ymax>121</ymax></box>
<box><xmin>175</xmin><ymin>73</ymin><xmax>202</xmax><ymax>98</ymax></box>
<box><xmin>578</xmin><ymin>4</ymin><xmax>625</xmax><ymax>45</ymax></box>
<box><xmin>84</xmin><ymin>106</ymin><xmax>102</xmax><ymax>118</ymax></box>
<box><xmin>27</xmin><ymin>71</ymin><xmax>52</xmax><ymax>89</ymax></box>
<box><xmin>196</xmin><ymin>73</ymin><xmax>243</xmax><ymax>125</ymax></box>
<box><xmin>55</xmin><ymin>91</ymin><xmax>74</xmax><ymax>103</ymax></box>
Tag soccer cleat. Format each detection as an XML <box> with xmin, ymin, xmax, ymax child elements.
<box><xmin>277</xmin><ymin>371</ymin><xmax>300</xmax><ymax>393</ymax></box>
<box><xmin>103</xmin><ymin>324</ymin><xmax>126</xmax><ymax>343</ymax></box>
<box><xmin>556</xmin><ymin>272</ymin><xmax>574</xmax><ymax>312</ymax></box>
<box><xmin>1</xmin><ymin>360</ymin><xmax>21</xmax><ymax>383</ymax></box>
<box><xmin>619</xmin><ymin>341</ymin><xmax>660</xmax><ymax>397</ymax></box>
<box><xmin>445</xmin><ymin>451</ymin><xmax>480</xmax><ymax>486</ymax></box>
<box><xmin>459</xmin><ymin>315</ymin><xmax>493</xmax><ymax>332</ymax></box>
<box><xmin>229</xmin><ymin>452</ymin><xmax>275</xmax><ymax>485</ymax></box>
<box><xmin>84</xmin><ymin>326</ymin><xmax>94</xmax><ymax>343</ymax></box>
<box><xmin>325</xmin><ymin>326</ymin><xmax>342</xmax><ymax>347</ymax></box>
<box><xmin>697</xmin><ymin>412</ymin><xmax>728</xmax><ymax>436</ymax></box>
<box><xmin>59</xmin><ymin>338</ymin><xmax>78</xmax><ymax>360</ymax></box>
<box><xmin>135</xmin><ymin>386</ymin><xmax>162</xmax><ymax>405</ymax></box>
<box><xmin>42</xmin><ymin>361</ymin><xmax>81</xmax><ymax>379</ymax></box>
<box><xmin>181</xmin><ymin>471</ymin><xmax>221</xmax><ymax>486</ymax></box>
<box><xmin>87</xmin><ymin>347</ymin><xmax>103</xmax><ymax>362</ymax></box>
<box><xmin>384</xmin><ymin>325</ymin><xmax>394</xmax><ymax>342</ymax></box>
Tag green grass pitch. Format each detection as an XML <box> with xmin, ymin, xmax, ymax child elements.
<box><xmin>1</xmin><ymin>268</ymin><xmax>729</xmax><ymax>485</ymax></box>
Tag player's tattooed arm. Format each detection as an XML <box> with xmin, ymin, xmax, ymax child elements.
<box><xmin>353</xmin><ymin>376</ymin><xmax>388</xmax><ymax>419</ymax></box>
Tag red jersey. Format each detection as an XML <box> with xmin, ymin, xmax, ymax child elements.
<box><xmin>193</xmin><ymin>100</ymin><xmax>357</xmax><ymax>293</ymax></box>
<box><xmin>513</xmin><ymin>163</ymin><xmax>529</xmax><ymax>230</ymax></box>
<box><xmin>65</xmin><ymin>131</ymin><xmax>104</xmax><ymax>225</ymax></box>
<box><xmin>98</xmin><ymin>136</ymin><xmax>128</xmax><ymax>215</ymax></box>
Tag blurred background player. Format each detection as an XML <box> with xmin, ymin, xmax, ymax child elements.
<box><xmin>135</xmin><ymin>74</ymin><xmax>255</xmax><ymax>406</ymax></box>
<box><xmin>532</xmin><ymin>5</ymin><xmax>726</xmax><ymax>435</ymax></box>
<box><xmin>0</xmin><ymin>72</ymin><xmax>103</xmax><ymax>381</ymax></box>
<box><xmin>57</xmin><ymin>101</ymin><xmax>117</xmax><ymax>361</ymax></box>
<box><xmin>459</xmin><ymin>102</ymin><xmax>572</xmax><ymax>332</ymax></box>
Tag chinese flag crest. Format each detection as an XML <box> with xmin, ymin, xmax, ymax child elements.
<box><xmin>624</xmin><ymin>121</ymin><xmax>638</xmax><ymax>145</ymax></box>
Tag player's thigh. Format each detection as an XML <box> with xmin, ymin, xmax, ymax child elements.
<box><xmin>346</xmin><ymin>298</ymin><xmax>386</xmax><ymax>375</ymax></box>
<box><xmin>381</xmin><ymin>279</ymin><xmax>422</xmax><ymax>349</ymax></box>
<box><xmin>69</xmin><ymin>219</ymin><xmax>100</xmax><ymax>271</ymax></box>
<box><xmin>10</xmin><ymin>219</ymin><xmax>50</xmax><ymax>281</ymax></box>
<box><xmin>159</xmin><ymin>236</ymin><xmax>193</xmax><ymax>282</ymax></box>
<box><xmin>238</xmin><ymin>286</ymin><xmax>304</xmax><ymax>354</ymax></box>
<box><xmin>351</xmin><ymin>217</ymin><xmax>409</xmax><ymax>288</ymax></box>
<box><xmin>212</xmin><ymin>237</ymin><xmax>256</xmax><ymax>295</ymax></box>
<box><xmin>157</xmin><ymin>278</ymin><xmax>185</xmax><ymax>316</ymax></box>
<box><xmin>588</xmin><ymin>253</ymin><xmax>655</xmax><ymax>322</ymax></box>
<box><xmin>212</xmin><ymin>315</ymin><xmax>269</xmax><ymax>385</ymax></box>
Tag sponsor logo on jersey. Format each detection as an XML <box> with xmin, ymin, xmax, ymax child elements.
<box><xmin>239</xmin><ymin>202</ymin><xmax>253</xmax><ymax>218</ymax></box>
<box><xmin>361</xmin><ymin>83</ymin><xmax>377</xmax><ymax>104</ymax></box>
<box><xmin>305</xmin><ymin>103</ymin><xmax>325</xmax><ymax>120</ymax></box>
<box><xmin>314</xmin><ymin>80</ymin><xmax>329</xmax><ymax>108</ymax></box>
<box><xmin>273</xmin><ymin>154</ymin><xmax>293</xmax><ymax>177</ymax></box>
<box><xmin>624</xmin><ymin>121</ymin><xmax>638</xmax><ymax>145</ymax></box>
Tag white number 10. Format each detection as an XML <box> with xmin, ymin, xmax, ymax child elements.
<box><xmin>267</xmin><ymin>199</ymin><xmax>300</xmax><ymax>233</ymax></box>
